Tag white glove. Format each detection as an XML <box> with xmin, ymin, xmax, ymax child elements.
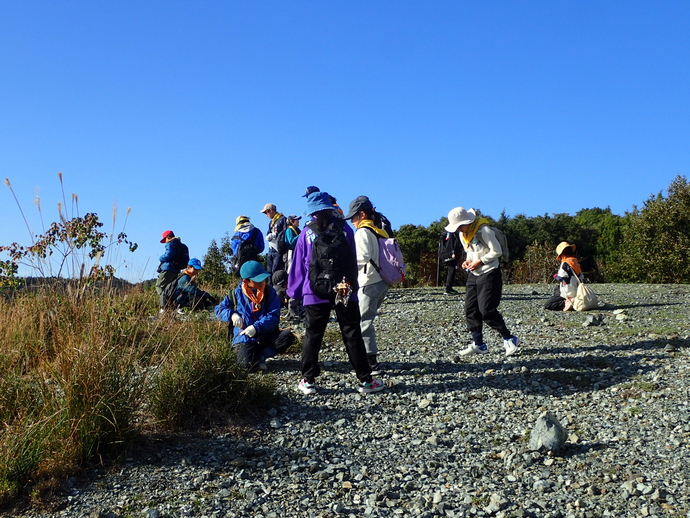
<box><xmin>266</xmin><ymin>232</ymin><xmax>276</xmax><ymax>242</ymax></box>
<box><xmin>240</xmin><ymin>325</ymin><xmax>257</xmax><ymax>338</ymax></box>
<box><xmin>231</xmin><ymin>313</ymin><xmax>244</xmax><ymax>328</ymax></box>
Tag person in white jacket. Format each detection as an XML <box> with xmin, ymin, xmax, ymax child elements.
<box><xmin>445</xmin><ymin>207</ymin><xmax>520</xmax><ymax>357</ymax></box>
<box><xmin>344</xmin><ymin>196</ymin><xmax>389</xmax><ymax>375</ymax></box>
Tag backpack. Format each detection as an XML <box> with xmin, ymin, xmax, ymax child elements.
<box><xmin>477</xmin><ymin>225</ymin><xmax>510</xmax><ymax>264</ymax></box>
<box><xmin>169</xmin><ymin>241</ymin><xmax>190</xmax><ymax>270</ymax></box>
<box><xmin>276</xmin><ymin>228</ymin><xmax>291</xmax><ymax>255</ymax></box>
<box><xmin>309</xmin><ymin>220</ymin><xmax>353</xmax><ymax>301</ymax></box>
<box><xmin>439</xmin><ymin>232</ymin><xmax>458</xmax><ymax>265</ymax></box>
<box><xmin>232</xmin><ymin>228</ymin><xmax>260</xmax><ymax>271</ymax></box>
<box><xmin>366</xmin><ymin>229</ymin><xmax>407</xmax><ymax>285</ymax></box>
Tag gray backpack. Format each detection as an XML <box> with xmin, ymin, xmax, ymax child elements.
<box><xmin>478</xmin><ymin>226</ymin><xmax>510</xmax><ymax>264</ymax></box>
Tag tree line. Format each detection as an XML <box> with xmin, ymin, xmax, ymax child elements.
<box><xmin>201</xmin><ymin>175</ymin><xmax>690</xmax><ymax>287</ymax></box>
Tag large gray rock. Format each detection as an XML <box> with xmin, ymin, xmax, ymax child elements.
<box><xmin>529</xmin><ymin>411</ymin><xmax>568</xmax><ymax>452</ymax></box>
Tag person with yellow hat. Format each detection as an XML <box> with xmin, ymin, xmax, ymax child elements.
<box><xmin>544</xmin><ymin>241</ymin><xmax>584</xmax><ymax>311</ymax></box>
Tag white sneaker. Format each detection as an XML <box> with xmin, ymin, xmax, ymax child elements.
<box><xmin>504</xmin><ymin>335</ymin><xmax>520</xmax><ymax>356</ymax></box>
<box><xmin>357</xmin><ymin>378</ymin><xmax>385</xmax><ymax>394</ymax></box>
<box><xmin>298</xmin><ymin>378</ymin><xmax>316</xmax><ymax>395</ymax></box>
<box><xmin>459</xmin><ymin>342</ymin><xmax>489</xmax><ymax>356</ymax></box>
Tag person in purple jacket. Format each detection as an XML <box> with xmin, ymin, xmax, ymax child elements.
<box><xmin>287</xmin><ymin>191</ymin><xmax>384</xmax><ymax>395</ymax></box>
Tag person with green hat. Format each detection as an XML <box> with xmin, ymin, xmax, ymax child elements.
<box><xmin>215</xmin><ymin>260</ymin><xmax>295</xmax><ymax>371</ymax></box>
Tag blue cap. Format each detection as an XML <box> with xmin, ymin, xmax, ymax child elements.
<box><xmin>188</xmin><ymin>258</ymin><xmax>203</xmax><ymax>270</ymax></box>
<box><xmin>305</xmin><ymin>191</ymin><xmax>337</xmax><ymax>215</ymax></box>
<box><xmin>302</xmin><ymin>185</ymin><xmax>320</xmax><ymax>198</ymax></box>
<box><xmin>239</xmin><ymin>260</ymin><xmax>271</xmax><ymax>282</ymax></box>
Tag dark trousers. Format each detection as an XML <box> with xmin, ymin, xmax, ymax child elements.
<box><xmin>302</xmin><ymin>301</ymin><xmax>372</xmax><ymax>383</ymax></box>
<box><xmin>267</xmin><ymin>249</ymin><xmax>285</xmax><ymax>275</ymax></box>
<box><xmin>544</xmin><ymin>285</ymin><xmax>566</xmax><ymax>311</ymax></box>
<box><xmin>445</xmin><ymin>265</ymin><xmax>456</xmax><ymax>289</ymax></box>
<box><xmin>236</xmin><ymin>329</ymin><xmax>295</xmax><ymax>370</ymax></box>
<box><xmin>465</xmin><ymin>268</ymin><xmax>510</xmax><ymax>343</ymax></box>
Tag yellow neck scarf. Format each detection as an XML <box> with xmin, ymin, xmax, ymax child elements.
<box><xmin>355</xmin><ymin>219</ymin><xmax>389</xmax><ymax>238</ymax></box>
<box><xmin>460</xmin><ymin>217</ymin><xmax>491</xmax><ymax>245</ymax></box>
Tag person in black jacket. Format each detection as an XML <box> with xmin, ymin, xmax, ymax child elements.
<box><xmin>439</xmin><ymin>230</ymin><xmax>462</xmax><ymax>295</ymax></box>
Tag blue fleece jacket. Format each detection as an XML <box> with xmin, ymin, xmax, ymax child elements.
<box><xmin>215</xmin><ymin>283</ymin><xmax>281</xmax><ymax>345</ymax></box>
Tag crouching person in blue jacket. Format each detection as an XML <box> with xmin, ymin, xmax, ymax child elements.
<box><xmin>215</xmin><ymin>260</ymin><xmax>295</xmax><ymax>371</ymax></box>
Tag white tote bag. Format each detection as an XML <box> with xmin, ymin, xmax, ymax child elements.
<box><xmin>573</xmin><ymin>281</ymin><xmax>599</xmax><ymax>311</ymax></box>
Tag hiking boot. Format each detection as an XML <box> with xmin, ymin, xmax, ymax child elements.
<box><xmin>298</xmin><ymin>378</ymin><xmax>316</xmax><ymax>395</ymax></box>
<box><xmin>504</xmin><ymin>335</ymin><xmax>520</xmax><ymax>356</ymax></box>
<box><xmin>459</xmin><ymin>342</ymin><xmax>488</xmax><ymax>356</ymax></box>
<box><xmin>357</xmin><ymin>378</ymin><xmax>385</xmax><ymax>394</ymax></box>
<box><xmin>444</xmin><ymin>288</ymin><xmax>459</xmax><ymax>295</ymax></box>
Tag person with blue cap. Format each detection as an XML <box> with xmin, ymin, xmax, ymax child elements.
<box><xmin>169</xmin><ymin>258</ymin><xmax>218</xmax><ymax>312</ymax></box>
<box><xmin>215</xmin><ymin>260</ymin><xmax>295</xmax><ymax>371</ymax></box>
<box><xmin>287</xmin><ymin>191</ymin><xmax>384</xmax><ymax>395</ymax></box>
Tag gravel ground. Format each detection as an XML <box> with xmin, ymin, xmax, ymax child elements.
<box><xmin>15</xmin><ymin>283</ymin><xmax>690</xmax><ymax>518</ymax></box>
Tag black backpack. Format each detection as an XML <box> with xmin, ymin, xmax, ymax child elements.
<box><xmin>309</xmin><ymin>220</ymin><xmax>353</xmax><ymax>301</ymax></box>
<box><xmin>168</xmin><ymin>240</ymin><xmax>189</xmax><ymax>271</ymax></box>
<box><xmin>232</xmin><ymin>228</ymin><xmax>260</xmax><ymax>271</ymax></box>
<box><xmin>276</xmin><ymin>229</ymin><xmax>289</xmax><ymax>255</ymax></box>
<box><xmin>439</xmin><ymin>232</ymin><xmax>459</xmax><ymax>265</ymax></box>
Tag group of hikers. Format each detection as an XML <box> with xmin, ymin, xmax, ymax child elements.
<box><xmin>155</xmin><ymin>188</ymin><xmax>590</xmax><ymax>395</ymax></box>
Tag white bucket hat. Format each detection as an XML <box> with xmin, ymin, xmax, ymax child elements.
<box><xmin>445</xmin><ymin>207</ymin><xmax>476</xmax><ymax>232</ymax></box>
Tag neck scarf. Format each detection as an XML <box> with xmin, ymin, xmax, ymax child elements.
<box><xmin>460</xmin><ymin>217</ymin><xmax>491</xmax><ymax>245</ymax></box>
<box><xmin>271</xmin><ymin>212</ymin><xmax>284</xmax><ymax>227</ymax></box>
<box><xmin>241</xmin><ymin>279</ymin><xmax>265</xmax><ymax>312</ymax></box>
<box><xmin>560</xmin><ymin>256</ymin><xmax>582</xmax><ymax>276</ymax></box>
<box><xmin>355</xmin><ymin>219</ymin><xmax>389</xmax><ymax>238</ymax></box>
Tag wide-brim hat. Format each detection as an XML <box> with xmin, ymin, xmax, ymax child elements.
<box><xmin>236</xmin><ymin>215</ymin><xmax>250</xmax><ymax>226</ymax></box>
<box><xmin>160</xmin><ymin>230</ymin><xmax>174</xmax><ymax>243</ymax></box>
<box><xmin>556</xmin><ymin>241</ymin><xmax>576</xmax><ymax>256</ymax></box>
<box><xmin>344</xmin><ymin>195</ymin><xmax>374</xmax><ymax>220</ymax></box>
<box><xmin>305</xmin><ymin>191</ymin><xmax>336</xmax><ymax>215</ymax></box>
<box><xmin>444</xmin><ymin>207</ymin><xmax>476</xmax><ymax>232</ymax></box>
<box><xmin>239</xmin><ymin>260</ymin><xmax>271</xmax><ymax>282</ymax></box>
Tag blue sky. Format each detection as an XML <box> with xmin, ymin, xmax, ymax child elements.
<box><xmin>2</xmin><ymin>1</ymin><xmax>688</xmax><ymax>281</ymax></box>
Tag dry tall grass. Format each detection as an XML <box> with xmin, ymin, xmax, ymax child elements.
<box><xmin>0</xmin><ymin>283</ymin><xmax>275</xmax><ymax>505</ymax></box>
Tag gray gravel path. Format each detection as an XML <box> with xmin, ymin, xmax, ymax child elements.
<box><xmin>17</xmin><ymin>284</ymin><xmax>690</xmax><ymax>518</ymax></box>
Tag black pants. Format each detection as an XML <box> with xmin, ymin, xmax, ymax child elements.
<box><xmin>465</xmin><ymin>268</ymin><xmax>510</xmax><ymax>343</ymax></box>
<box><xmin>302</xmin><ymin>301</ymin><xmax>372</xmax><ymax>383</ymax></box>
<box><xmin>236</xmin><ymin>329</ymin><xmax>295</xmax><ymax>370</ymax></box>
<box><xmin>445</xmin><ymin>264</ymin><xmax>456</xmax><ymax>290</ymax></box>
<box><xmin>267</xmin><ymin>249</ymin><xmax>285</xmax><ymax>275</ymax></box>
<box><xmin>544</xmin><ymin>285</ymin><xmax>566</xmax><ymax>311</ymax></box>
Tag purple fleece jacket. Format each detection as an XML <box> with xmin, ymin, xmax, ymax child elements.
<box><xmin>286</xmin><ymin>218</ymin><xmax>359</xmax><ymax>306</ymax></box>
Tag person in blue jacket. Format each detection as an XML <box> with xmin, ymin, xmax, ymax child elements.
<box><xmin>215</xmin><ymin>261</ymin><xmax>294</xmax><ymax>371</ymax></box>
<box><xmin>231</xmin><ymin>216</ymin><xmax>265</xmax><ymax>272</ymax></box>
<box><xmin>173</xmin><ymin>258</ymin><xmax>218</xmax><ymax>311</ymax></box>
<box><xmin>157</xmin><ymin>230</ymin><xmax>189</xmax><ymax>311</ymax></box>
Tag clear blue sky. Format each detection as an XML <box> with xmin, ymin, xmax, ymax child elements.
<box><xmin>2</xmin><ymin>1</ymin><xmax>688</xmax><ymax>281</ymax></box>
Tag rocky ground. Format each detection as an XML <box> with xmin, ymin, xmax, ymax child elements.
<box><xmin>14</xmin><ymin>284</ymin><xmax>690</xmax><ymax>518</ymax></box>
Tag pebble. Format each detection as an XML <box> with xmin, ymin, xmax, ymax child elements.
<box><xmin>16</xmin><ymin>285</ymin><xmax>690</xmax><ymax>518</ymax></box>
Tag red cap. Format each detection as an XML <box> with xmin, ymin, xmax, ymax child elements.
<box><xmin>160</xmin><ymin>230</ymin><xmax>174</xmax><ymax>243</ymax></box>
